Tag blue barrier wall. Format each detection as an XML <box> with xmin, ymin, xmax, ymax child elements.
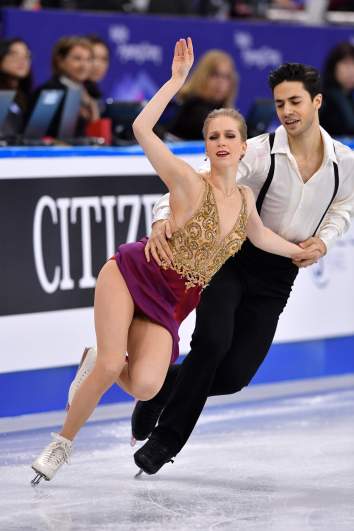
<box><xmin>1</xmin><ymin>335</ymin><xmax>354</xmax><ymax>417</ymax></box>
<box><xmin>1</xmin><ymin>8</ymin><xmax>354</xmax><ymax>115</ymax></box>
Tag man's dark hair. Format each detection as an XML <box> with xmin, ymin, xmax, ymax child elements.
<box><xmin>268</xmin><ymin>63</ymin><xmax>322</xmax><ymax>100</ymax></box>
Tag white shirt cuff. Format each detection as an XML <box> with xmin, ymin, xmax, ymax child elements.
<box><xmin>152</xmin><ymin>206</ymin><xmax>170</xmax><ymax>224</ymax></box>
<box><xmin>317</xmin><ymin>232</ymin><xmax>335</xmax><ymax>253</ymax></box>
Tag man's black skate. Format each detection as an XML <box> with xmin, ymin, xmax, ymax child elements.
<box><xmin>131</xmin><ymin>400</ymin><xmax>164</xmax><ymax>442</ymax></box>
<box><xmin>131</xmin><ymin>364</ymin><xmax>180</xmax><ymax>443</ymax></box>
<box><xmin>134</xmin><ymin>434</ymin><xmax>175</xmax><ymax>475</ymax></box>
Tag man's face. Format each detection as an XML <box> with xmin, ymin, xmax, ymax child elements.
<box><xmin>273</xmin><ymin>81</ymin><xmax>322</xmax><ymax>137</ymax></box>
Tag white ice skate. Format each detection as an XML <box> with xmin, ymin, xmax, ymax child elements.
<box><xmin>67</xmin><ymin>347</ymin><xmax>97</xmax><ymax>409</ymax></box>
<box><xmin>31</xmin><ymin>432</ymin><xmax>73</xmax><ymax>486</ymax></box>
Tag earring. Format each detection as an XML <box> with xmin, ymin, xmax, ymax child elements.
<box><xmin>204</xmin><ymin>154</ymin><xmax>208</xmax><ymax>162</ymax></box>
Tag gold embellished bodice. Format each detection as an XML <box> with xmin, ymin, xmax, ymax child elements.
<box><xmin>161</xmin><ymin>181</ymin><xmax>248</xmax><ymax>289</ymax></box>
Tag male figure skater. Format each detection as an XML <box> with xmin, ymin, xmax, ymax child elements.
<box><xmin>132</xmin><ymin>63</ymin><xmax>354</xmax><ymax>474</ymax></box>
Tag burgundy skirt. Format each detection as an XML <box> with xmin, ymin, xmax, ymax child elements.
<box><xmin>114</xmin><ymin>237</ymin><xmax>201</xmax><ymax>363</ymax></box>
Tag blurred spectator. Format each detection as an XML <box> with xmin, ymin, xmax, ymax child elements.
<box><xmin>167</xmin><ymin>50</ymin><xmax>238</xmax><ymax>140</ymax></box>
<box><xmin>321</xmin><ymin>42</ymin><xmax>354</xmax><ymax>136</ymax></box>
<box><xmin>148</xmin><ymin>0</ymin><xmax>240</xmax><ymax>18</ymax></box>
<box><xmin>148</xmin><ymin>0</ymin><xmax>195</xmax><ymax>15</ymax></box>
<box><xmin>85</xmin><ymin>34</ymin><xmax>110</xmax><ymax>108</ymax></box>
<box><xmin>0</xmin><ymin>0</ymin><xmax>130</xmax><ymax>10</ymax></box>
<box><xmin>61</xmin><ymin>1</ymin><xmax>128</xmax><ymax>10</ymax></box>
<box><xmin>0</xmin><ymin>37</ymin><xmax>33</xmax><ymax>135</ymax></box>
<box><xmin>328</xmin><ymin>0</ymin><xmax>354</xmax><ymax>10</ymax></box>
<box><xmin>39</xmin><ymin>1</ymin><xmax>69</xmax><ymax>6</ymax></box>
<box><xmin>0</xmin><ymin>1</ymin><xmax>22</xmax><ymax>6</ymax></box>
<box><xmin>31</xmin><ymin>36</ymin><xmax>99</xmax><ymax>137</ymax></box>
<box><xmin>271</xmin><ymin>0</ymin><xmax>303</xmax><ymax>8</ymax></box>
<box><xmin>230</xmin><ymin>1</ymin><xmax>305</xmax><ymax>18</ymax></box>
<box><xmin>230</xmin><ymin>1</ymin><xmax>270</xmax><ymax>17</ymax></box>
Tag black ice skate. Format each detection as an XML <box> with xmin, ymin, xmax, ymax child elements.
<box><xmin>134</xmin><ymin>434</ymin><xmax>175</xmax><ymax>475</ymax></box>
<box><xmin>130</xmin><ymin>399</ymin><xmax>164</xmax><ymax>446</ymax></box>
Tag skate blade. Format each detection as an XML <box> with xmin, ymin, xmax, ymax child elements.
<box><xmin>31</xmin><ymin>471</ymin><xmax>48</xmax><ymax>486</ymax></box>
<box><xmin>134</xmin><ymin>468</ymin><xmax>144</xmax><ymax>479</ymax></box>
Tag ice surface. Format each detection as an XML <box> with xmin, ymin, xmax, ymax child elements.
<box><xmin>0</xmin><ymin>387</ymin><xmax>353</xmax><ymax>530</ymax></box>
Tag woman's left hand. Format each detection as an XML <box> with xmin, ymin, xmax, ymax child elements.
<box><xmin>171</xmin><ymin>37</ymin><xmax>194</xmax><ymax>83</ymax></box>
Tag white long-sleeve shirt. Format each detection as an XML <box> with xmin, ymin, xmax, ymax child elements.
<box><xmin>152</xmin><ymin>126</ymin><xmax>354</xmax><ymax>251</ymax></box>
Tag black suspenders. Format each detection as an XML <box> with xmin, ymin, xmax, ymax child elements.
<box><xmin>256</xmin><ymin>133</ymin><xmax>275</xmax><ymax>215</ymax></box>
<box><xmin>256</xmin><ymin>133</ymin><xmax>339</xmax><ymax>236</ymax></box>
<box><xmin>312</xmin><ymin>160</ymin><xmax>339</xmax><ymax>236</ymax></box>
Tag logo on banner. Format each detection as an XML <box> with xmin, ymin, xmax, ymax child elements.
<box><xmin>109</xmin><ymin>24</ymin><xmax>163</xmax><ymax>65</ymax></box>
<box><xmin>234</xmin><ymin>31</ymin><xmax>282</xmax><ymax>69</ymax></box>
<box><xmin>33</xmin><ymin>194</ymin><xmax>161</xmax><ymax>294</ymax></box>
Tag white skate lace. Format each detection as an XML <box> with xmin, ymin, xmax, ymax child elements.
<box><xmin>74</xmin><ymin>366</ymin><xmax>91</xmax><ymax>389</ymax></box>
<box><xmin>42</xmin><ymin>433</ymin><xmax>72</xmax><ymax>466</ymax></box>
<box><xmin>71</xmin><ymin>349</ymin><xmax>96</xmax><ymax>394</ymax></box>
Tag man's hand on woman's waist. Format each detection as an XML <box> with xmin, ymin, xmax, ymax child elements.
<box><xmin>145</xmin><ymin>220</ymin><xmax>173</xmax><ymax>266</ymax></box>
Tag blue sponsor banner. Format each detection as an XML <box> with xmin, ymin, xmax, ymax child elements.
<box><xmin>1</xmin><ymin>8</ymin><xmax>354</xmax><ymax>116</ymax></box>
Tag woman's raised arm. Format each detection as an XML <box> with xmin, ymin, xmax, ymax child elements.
<box><xmin>132</xmin><ymin>38</ymin><xmax>198</xmax><ymax>194</ymax></box>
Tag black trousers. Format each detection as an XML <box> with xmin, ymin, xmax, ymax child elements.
<box><xmin>154</xmin><ymin>241</ymin><xmax>299</xmax><ymax>454</ymax></box>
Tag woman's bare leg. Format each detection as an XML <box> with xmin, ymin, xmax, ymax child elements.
<box><xmin>60</xmin><ymin>260</ymin><xmax>134</xmax><ymax>440</ymax></box>
<box><xmin>117</xmin><ymin>317</ymin><xmax>172</xmax><ymax>401</ymax></box>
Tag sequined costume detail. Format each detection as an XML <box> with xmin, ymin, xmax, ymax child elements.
<box><xmin>115</xmin><ymin>180</ymin><xmax>248</xmax><ymax>362</ymax></box>
<box><xmin>161</xmin><ymin>182</ymin><xmax>248</xmax><ymax>289</ymax></box>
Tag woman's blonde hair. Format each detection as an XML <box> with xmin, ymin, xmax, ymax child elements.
<box><xmin>178</xmin><ymin>50</ymin><xmax>238</xmax><ymax>107</ymax></box>
<box><xmin>52</xmin><ymin>36</ymin><xmax>93</xmax><ymax>76</ymax></box>
<box><xmin>202</xmin><ymin>108</ymin><xmax>247</xmax><ymax>141</ymax></box>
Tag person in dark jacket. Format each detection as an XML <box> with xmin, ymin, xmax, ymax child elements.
<box><xmin>321</xmin><ymin>41</ymin><xmax>354</xmax><ymax>137</ymax></box>
<box><xmin>84</xmin><ymin>34</ymin><xmax>110</xmax><ymax>110</ymax></box>
<box><xmin>31</xmin><ymin>35</ymin><xmax>99</xmax><ymax>138</ymax></box>
<box><xmin>0</xmin><ymin>38</ymin><xmax>33</xmax><ymax>136</ymax></box>
<box><xmin>168</xmin><ymin>49</ymin><xmax>239</xmax><ymax>140</ymax></box>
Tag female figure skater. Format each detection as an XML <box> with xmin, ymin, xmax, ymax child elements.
<box><xmin>31</xmin><ymin>38</ymin><xmax>303</xmax><ymax>485</ymax></box>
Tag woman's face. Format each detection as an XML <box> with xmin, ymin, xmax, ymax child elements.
<box><xmin>90</xmin><ymin>43</ymin><xmax>109</xmax><ymax>83</ymax></box>
<box><xmin>205</xmin><ymin>60</ymin><xmax>234</xmax><ymax>103</ymax></box>
<box><xmin>335</xmin><ymin>57</ymin><xmax>354</xmax><ymax>91</ymax></box>
<box><xmin>205</xmin><ymin>115</ymin><xmax>246</xmax><ymax>169</ymax></box>
<box><xmin>1</xmin><ymin>41</ymin><xmax>31</xmax><ymax>78</ymax></box>
<box><xmin>58</xmin><ymin>45</ymin><xmax>93</xmax><ymax>83</ymax></box>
